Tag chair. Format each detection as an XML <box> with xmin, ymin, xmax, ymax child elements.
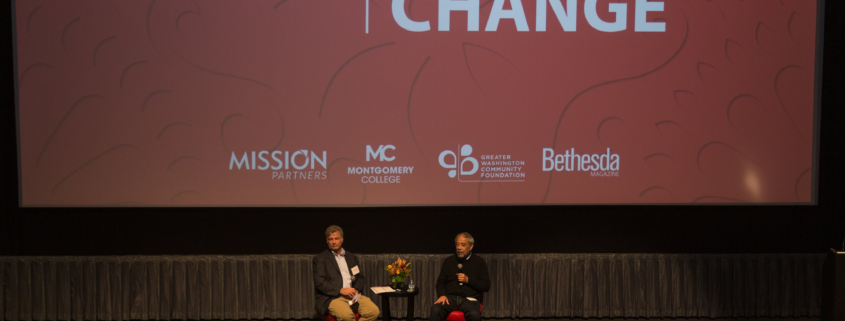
<box><xmin>445</xmin><ymin>295</ymin><xmax>483</xmax><ymax>321</ymax></box>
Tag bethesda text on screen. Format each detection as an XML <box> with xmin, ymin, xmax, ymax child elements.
<box><xmin>386</xmin><ymin>0</ymin><xmax>666</xmax><ymax>33</ymax></box>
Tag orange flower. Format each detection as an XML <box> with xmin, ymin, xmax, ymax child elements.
<box><xmin>385</xmin><ymin>258</ymin><xmax>412</xmax><ymax>278</ymax></box>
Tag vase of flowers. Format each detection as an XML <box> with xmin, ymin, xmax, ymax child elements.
<box><xmin>385</xmin><ymin>257</ymin><xmax>411</xmax><ymax>290</ymax></box>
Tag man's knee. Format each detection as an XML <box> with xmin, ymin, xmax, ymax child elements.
<box><xmin>430</xmin><ymin>304</ymin><xmax>448</xmax><ymax>315</ymax></box>
<box><xmin>464</xmin><ymin>310</ymin><xmax>481</xmax><ymax>321</ymax></box>
<box><xmin>362</xmin><ymin>306</ymin><xmax>379</xmax><ymax>317</ymax></box>
<box><xmin>429</xmin><ymin>306</ymin><xmax>444</xmax><ymax>321</ymax></box>
<box><xmin>328</xmin><ymin>299</ymin><xmax>356</xmax><ymax>321</ymax></box>
<box><xmin>358</xmin><ymin>304</ymin><xmax>379</xmax><ymax>320</ymax></box>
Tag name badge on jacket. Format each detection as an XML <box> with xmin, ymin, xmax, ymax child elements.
<box><xmin>351</xmin><ymin>266</ymin><xmax>360</xmax><ymax>275</ymax></box>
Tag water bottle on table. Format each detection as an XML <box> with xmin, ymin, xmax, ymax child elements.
<box><xmin>408</xmin><ymin>279</ymin><xmax>415</xmax><ymax>292</ymax></box>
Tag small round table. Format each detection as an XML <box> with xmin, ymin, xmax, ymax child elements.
<box><xmin>376</xmin><ymin>289</ymin><xmax>420</xmax><ymax>321</ymax></box>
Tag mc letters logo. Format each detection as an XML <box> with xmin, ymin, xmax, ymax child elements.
<box><xmin>366</xmin><ymin>145</ymin><xmax>396</xmax><ymax>162</ymax></box>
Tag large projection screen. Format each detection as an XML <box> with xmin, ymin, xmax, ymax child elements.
<box><xmin>14</xmin><ymin>0</ymin><xmax>823</xmax><ymax>206</ymax></box>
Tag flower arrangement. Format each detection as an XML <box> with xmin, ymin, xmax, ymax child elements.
<box><xmin>385</xmin><ymin>257</ymin><xmax>411</xmax><ymax>290</ymax></box>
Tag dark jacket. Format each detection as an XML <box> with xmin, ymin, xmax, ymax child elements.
<box><xmin>436</xmin><ymin>253</ymin><xmax>490</xmax><ymax>298</ymax></box>
<box><xmin>313</xmin><ymin>249</ymin><xmax>367</xmax><ymax>315</ymax></box>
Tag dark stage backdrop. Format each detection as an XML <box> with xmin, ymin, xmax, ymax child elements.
<box><xmin>1</xmin><ymin>206</ymin><xmax>843</xmax><ymax>256</ymax></box>
<box><xmin>1</xmin><ymin>0</ymin><xmax>844</xmax><ymax>257</ymax></box>
<box><xmin>0</xmin><ymin>254</ymin><xmax>826</xmax><ymax>320</ymax></box>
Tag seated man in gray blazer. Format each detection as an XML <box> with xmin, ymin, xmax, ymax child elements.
<box><xmin>313</xmin><ymin>225</ymin><xmax>379</xmax><ymax>321</ymax></box>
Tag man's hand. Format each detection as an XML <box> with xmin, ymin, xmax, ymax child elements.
<box><xmin>457</xmin><ymin>273</ymin><xmax>469</xmax><ymax>283</ymax></box>
<box><xmin>340</xmin><ymin>287</ymin><xmax>358</xmax><ymax>299</ymax></box>
<box><xmin>434</xmin><ymin>296</ymin><xmax>450</xmax><ymax>305</ymax></box>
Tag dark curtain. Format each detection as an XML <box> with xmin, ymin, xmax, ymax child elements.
<box><xmin>1</xmin><ymin>254</ymin><xmax>823</xmax><ymax>320</ymax></box>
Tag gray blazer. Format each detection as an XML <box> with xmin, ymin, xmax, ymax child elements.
<box><xmin>313</xmin><ymin>250</ymin><xmax>367</xmax><ymax>315</ymax></box>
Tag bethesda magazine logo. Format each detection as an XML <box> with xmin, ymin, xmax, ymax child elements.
<box><xmin>542</xmin><ymin>148</ymin><xmax>620</xmax><ymax>177</ymax></box>
<box><xmin>368</xmin><ymin>0</ymin><xmax>666</xmax><ymax>33</ymax></box>
<box><xmin>439</xmin><ymin>145</ymin><xmax>525</xmax><ymax>182</ymax></box>
<box><xmin>228</xmin><ymin>150</ymin><xmax>328</xmax><ymax>180</ymax></box>
<box><xmin>346</xmin><ymin>145</ymin><xmax>415</xmax><ymax>183</ymax></box>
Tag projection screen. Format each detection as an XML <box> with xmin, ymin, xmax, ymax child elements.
<box><xmin>14</xmin><ymin>0</ymin><xmax>824</xmax><ymax>206</ymax></box>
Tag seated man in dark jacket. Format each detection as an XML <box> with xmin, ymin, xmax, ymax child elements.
<box><xmin>430</xmin><ymin>232</ymin><xmax>490</xmax><ymax>321</ymax></box>
<box><xmin>313</xmin><ymin>225</ymin><xmax>379</xmax><ymax>321</ymax></box>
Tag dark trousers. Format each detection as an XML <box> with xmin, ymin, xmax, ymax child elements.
<box><xmin>429</xmin><ymin>295</ymin><xmax>481</xmax><ymax>321</ymax></box>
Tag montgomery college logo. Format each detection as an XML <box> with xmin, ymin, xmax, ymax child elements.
<box><xmin>439</xmin><ymin>145</ymin><xmax>526</xmax><ymax>182</ymax></box>
<box><xmin>347</xmin><ymin>145</ymin><xmax>415</xmax><ymax>183</ymax></box>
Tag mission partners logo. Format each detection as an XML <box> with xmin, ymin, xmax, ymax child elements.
<box><xmin>229</xmin><ymin>150</ymin><xmax>328</xmax><ymax>180</ymax></box>
<box><xmin>439</xmin><ymin>144</ymin><xmax>526</xmax><ymax>182</ymax></box>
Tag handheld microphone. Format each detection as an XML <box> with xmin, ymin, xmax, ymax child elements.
<box><xmin>457</xmin><ymin>263</ymin><xmax>463</xmax><ymax>286</ymax></box>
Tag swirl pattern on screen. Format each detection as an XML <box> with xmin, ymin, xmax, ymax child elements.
<box><xmin>15</xmin><ymin>0</ymin><xmax>818</xmax><ymax>205</ymax></box>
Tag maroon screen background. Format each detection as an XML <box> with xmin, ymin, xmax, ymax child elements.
<box><xmin>15</xmin><ymin>0</ymin><xmax>819</xmax><ymax>206</ymax></box>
